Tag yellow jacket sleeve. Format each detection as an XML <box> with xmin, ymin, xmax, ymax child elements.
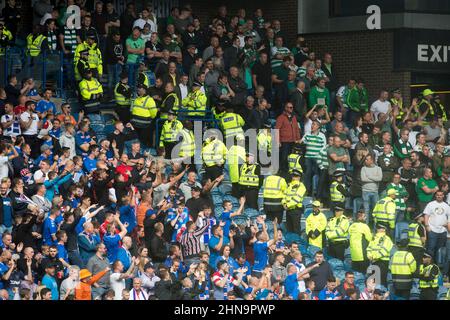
<box><xmin>408</xmin><ymin>253</ymin><xmax>417</xmax><ymax>274</ymax></box>
<box><xmin>79</xmin><ymin>82</ymin><xmax>90</xmax><ymax>100</ymax></box>
<box><xmin>238</xmin><ymin>114</ymin><xmax>245</xmax><ymax>126</ymax></box>
<box><xmin>97</xmin><ymin>48</ymin><xmax>103</xmax><ymax>76</ymax></box>
<box><xmin>363</xmin><ymin>224</ymin><xmax>373</xmax><ymax>242</ymax></box>
<box><xmin>318</xmin><ymin>214</ymin><xmax>328</xmax><ymax>232</ymax></box>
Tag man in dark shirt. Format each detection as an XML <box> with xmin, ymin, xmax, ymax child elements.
<box><xmin>182</xmin><ymin>44</ymin><xmax>197</xmax><ymax>75</ymax></box>
<box><xmin>120</xmin><ymin>2</ymin><xmax>137</xmax><ymax>40</ymax></box>
<box><xmin>5</xmin><ymin>75</ymin><xmax>30</xmax><ymax>106</ymax></box>
<box><xmin>251</xmin><ymin>52</ymin><xmax>272</xmax><ymax>101</ymax></box>
<box><xmin>107</xmin><ymin>121</ymin><xmax>138</xmax><ymax>156</ymax></box>
<box><xmin>59</xmin><ymin>211</ymin><xmax>84</xmax><ymax>268</ymax></box>
<box><xmin>185</xmin><ymin>186</ymin><xmax>206</xmax><ymax>221</ymax></box>
<box><xmin>306</xmin><ymin>251</ymin><xmax>334</xmax><ymax>296</ymax></box>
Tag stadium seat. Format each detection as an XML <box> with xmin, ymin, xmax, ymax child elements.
<box><xmin>307</xmin><ymin>245</ymin><xmax>321</xmax><ymax>256</ymax></box>
<box><xmin>328</xmin><ymin>258</ymin><xmax>344</xmax><ymax>271</ymax></box>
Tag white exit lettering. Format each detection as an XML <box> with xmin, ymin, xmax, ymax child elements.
<box><xmin>417</xmin><ymin>44</ymin><xmax>450</xmax><ymax>62</ymax></box>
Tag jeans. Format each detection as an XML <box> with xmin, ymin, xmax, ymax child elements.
<box><xmin>0</xmin><ymin>224</ymin><xmax>13</xmax><ymax>235</ymax></box>
<box><xmin>280</xmin><ymin>142</ymin><xmax>294</xmax><ymax>176</ymax></box>
<box><xmin>126</xmin><ymin>62</ymin><xmax>140</xmax><ymax>89</ymax></box>
<box><xmin>304</xmin><ymin>158</ymin><xmax>320</xmax><ymax>196</ymax></box>
<box><xmin>362</xmin><ymin>191</ymin><xmax>379</xmax><ymax>224</ymax></box>
<box><xmin>444</xmin><ymin>238</ymin><xmax>450</xmax><ymax>277</ymax></box>
<box><xmin>426</xmin><ymin>231</ymin><xmax>447</xmax><ymax>262</ymax></box>
<box><xmin>353</xmin><ymin>197</ymin><xmax>364</xmax><ymax>219</ymax></box>
<box><xmin>68</xmin><ymin>250</ymin><xmax>85</xmax><ymax>269</ymax></box>
<box><xmin>107</xmin><ymin>63</ymin><xmax>123</xmax><ymax>93</ymax></box>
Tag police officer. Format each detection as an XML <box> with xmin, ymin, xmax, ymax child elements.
<box><xmin>305</xmin><ymin>200</ymin><xmax>328</xmax><ymax>248</ymax></box>
<box><xmin>114</xmin><ymin>72</ymin><xmax>132</xmax><ymax>124</ymax></box>
<box><xmin>372</xmin><ymin>188</ymin><xmax>397</xmax><ymax>237</ymax></box>
<box><xmin>419</xmin><ymin>252</ymin><xmax>441</xmax><ymax>300</ymax></box>
<box><xmin>418</xmin><ymin>89</ymin><xmax>436</xmax><ymax>124</ymax></box>
<box><xmin>182</xmin><ymin>81</ymin><xmax>207</xmax><ymax>117</ymax></box>
<box><xmin>238</xmin><ymin>153</ymin><xmax>261</xmax><ymax>210</ymax></box>
<box><xmin>325</xmin><ymin>206</ymin><xmax>350</xmax><ymax>260</ymax></box>
<box><xmin>75</xmin><ymin>48</ymin><xmax>91</xmax><ymax>82</ymax></box>
<box><xmin>160</xmin><ymin>82</ymin><xmax>180</xmax><ymax>120</ymax></box>
<box><xmin>348</xmin><ymin>211</ymin><xmax>373</xmax><ymax>273</ymax></box>
<box><xmin>329</xmin><ymin>169</ymin><xmax>349</xmax><ymax>211</ymax></box>
<box><xmin>178</xmin><ymin>121</ymin><xmax>196</xmax><ymax>166</ymax></box>
<box><xmin>227</xmin><ymin>134</ymin><xmax>246</xmax><ymax>198</ymax></box>
<box><xmin>159</xmin><ymin>109</ymin><xmax>183</xmax><ymax>159</ymax></box>
<box><xmin>287</xmin><ymin>144</ymin><xmax>304</xmax><ymax>175</ymax></box>
<box><xmin>0</xmin><ymin>20</ymin><xmax>13</xmax><ymax>57</ymax></box>
<box><xmin>367</xmin><ymin>223</ymin><xmax>393</xmax><ymax>286</ymax></box>
<box><xmin>130</xmin><ymin>84</ymin><xmax>158</xmax><ymax>148</ymax></box>
<box><xmin>137</xmin><ymin>61</ymin><xmax>154</xmax><ymax>90</ymax></box>
<box><xmin>282</xmin><ymin>169</ymin><xmax>307</xmax><ymax>235</ymax></box>
<box><xmin>257</xmin><ymin>122</ymin><xmax>272</xmax><ymax>167</ymax></box>
<box><xmin>212</xmin><ymin>101</ymin><xmax>226</xmax><ymax>122</ymax></box>
<box><xmin>202</xmin><ymin>135</ymin><xmax>227</xmax><ymax>181</ymax></box>
<box><xmin>78</xmin><ymin>69</ymin><xmax>103</xmax><ymax>115</ymax></box>
<box><xmin>390</xmin><ymin>88</ymin><xmax>405</xmax><ymax>122</ymax></box>
<box><xmin>408</xmin><ymin>212</ymin><xmax>426</xmax><ymax>269</ymax></box>
<box><xmin>74</xmin><ymin>30</ymin><xmax>103</xmax><ymax>80</ymax></box>
<box><xmin>220</xmin><ymin>105</ymin><xmax>245</xmax><ymax>141</ymax></box>
<box><xmin>433</xmin><ymin>94</ymin><xmax>448</xmax><ymax>122</ymax></box>
<box><xmin>389</xmin><ymin>238</ymin><xmax>417</xmax><ymax>300</ymax></box>
<box><xmin>263</xmin><ymin>170</ymin><xmax>287</xmax><ymax>224</ymax></box>
<box><xmin>26</xmin><ymin>24</ymin><xmax>47</xmax><ymax>57</ymax></box>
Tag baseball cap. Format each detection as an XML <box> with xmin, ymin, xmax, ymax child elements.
<box><xmin>387</xmin><ymin>188</ymin><xmax>398</xmax><ymax>196</ymax></box>
<box><xmin>312</xmin><ymin>200</ymin><xmax>321</xmax><ymax>207</ymax></box>
<box><xmin>193</xmin><ymin>81</ymin><xmax>202</xmax><ymax>87</ymax></box>
<box><xmin>423</xmin><ymin>89</ymin><xmax>434</xmax><ymax>96</ymax></box>
<box><xmin>144</xmin><ymin>262</ymin><xmax>155</xmax><ymax>270</ymax></box>
<box><xmin>191</xmin><ymin>185</ymin><xmax>202</xmax><ymax>192</ymax></box>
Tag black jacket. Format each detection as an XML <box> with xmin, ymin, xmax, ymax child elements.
<box><xmin>321</xmin><ymin>64</ymin><xmax>338</xmax><ymax>92</ymax></box>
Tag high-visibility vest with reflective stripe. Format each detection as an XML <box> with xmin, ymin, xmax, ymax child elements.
<box><xmin>131</xmin><ymin>95</ymin><xmax>157</xmax><ymax>126</ymax></box>
<box><xmin>408</xmin><ymin>222</ymin><xmax>423</xmax><ymax>248</ymax></box>
<box><xmin>140</xmin><ymin>71</ymin><xmax>149</xmax><ymax>88</ymax></box>
<box><xmin>202</xmin><ymin>139</ymin><xmax>226</xmax><ymax>167</ymax></box>
<box><xmin>282</xmin><ymin>180</ymin><xmax>306</xmax><ymax>210</ymax></box>
<box><xmin>74</xmin><ymin>42</ymin><xmax>103</xmax><ymax>78</ymax></box>
<box><xmin>419</xmin><ymin>264</ymin><xmax>439</xmax><ymax>289</ymax></box>
<box><xmin>79</xmin><ymin>78</ymin><xmax>103</xmax><ymax>112</ymax></box>
<box><xmin>288</xmin><ymin>153</ymin><xmax>303</xmax><ymax>173</ymax></box>
<box><xmin>179</xmin><ymin>129</ymin><xmax>195</xmax><ymax>158</ymax></box>
<box><xmin>0</xmin><ymin>28</ymin><xmax>13</xmax><ymax>56</ymax></box>
<box><xmin>390</xmin><ymin>250</ymin><xmax>416</xmax><ymax>283</ymax></box>
<box><xmin>182</xmin><ymin>90</ymin><xmax>207</xmax><ymax>117</ymax></box>
<box><xmin>257</xmin><ymin>130</ymin><xmax>272</xmax><ymax>155</ymax></box>
<box><xmin>239</xmin><ymin>163</ymin><xmax>259</xmax><ymax>187</ymax></box>
<box><xmin>114</xmin><ymin>82</ymin><xmax>131</xmax><ymax>106</ymax></box>
<box><xmin>367</xmin><ymin>233</ymin><xmax>393</xmax><ymax>262</ymax></box>
<box><xmin>227</xmin><ymin>145</ymin><xmax>246</xmax><ymax>183</ymax></box>
<box><xmin>212</xmin><ymin>107</ymin><xmax>226</xmax><ymax>121</ymax></box>
<box><xmin>160</xmin><ymin>119</ymin><xmax>183</xmax><ymax>145</ymax></box>
<box><xmin>263</xmin><ymin>175</ymin><xmax>286</xmax><ymax>200</ymax></box>
<box><xmin>26</xmin><ymin>34</ymin><xmax>47</xmax><ymax>57</ymax></box>
<box><xmin>349</xmin><ymin>221</ymin><xmax>372</xmax><ymax>262</ymax></box>
<box><xmin>330</xmin><ymin>181</ymin><xmax>345</xmax><ymax>202</ymax></box>
<box><xmin>326</xmin><ymin>215</ymin><xmax>349</xmax><ymax>242</ymax></box>
<box><xmin>373</xmin><ymin>197</ymin><xmax>396</xmax><ymax>229</ymax></box>
<box><xmin>221</xmin><ymin>112</ymin><xmax>244</xmax><ymax>139</ymax></box>
<box><xmin>436</xmin><ymin>103</ymin><xmax>448</xmax><ymax>122</ymax></box>
<box><xmin>419</xmin><ymin>98</ymin><xmax>434</xmax><ymax>119</ymax></box>
<box><xmin>160</xmin><ymin>92</ymin><xmax>180</xmax><ymax>119</ymax></box>
<box><xmin>391</xmin><ymin>98</ymin><xmax>404</xmax><ymax>120</ymax></box>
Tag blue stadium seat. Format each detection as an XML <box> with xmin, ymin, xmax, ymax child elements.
<box><xmin>307</xmin><ymin>245</ymin><xmax>321</xmax><ymax>256</ymax></box>
<box><xmin>284</xmin><ymin>233</ymin><xmax>302</xmax><ymax>245</ymax></box>
<box><xmin>328</xmin><ymin>258</ymin><xmax>344</xmax><ymax>271</ymax></box>
<box><xmin>244</xmin><ymin>208</ymin><xmax>260</xmax><ymax>220</ymax></box>
<box><xmin>304</xmin><ymin>257</ymin><xmax>313</xmax><ymax>266</ymax></box>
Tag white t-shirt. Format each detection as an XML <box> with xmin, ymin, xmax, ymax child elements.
<box><xmin>423</xmin><ymin>200</ymin><xmax>450</xmax><ymax>234</ymax></box>
<box><xmin>0</xmin><ymin>156</ymin><xmax>9</xmax><ymax>180</ymax></box>
<box><xmin>133</xmin><ymin>18</ymin><xmax>158</xmax><ymax>33</ymax></box>
<box><xmin>33</xmin><ymin>169</ymin><xmax>49</xmax><ymax>182</ymax></box>
<box><xmin>370</xmin><ymin>100</ymin><xmax>391</xmax><ymax>120</ymax></box>
<box><xmin>20</xmin><ymin>111</ymin><xmax>40</xmax><ymax>135</ymax></box>
<box><xmin>110</xmin><ymin>273</ymin><xmax>126</xmax><ymax>300</ymax></box>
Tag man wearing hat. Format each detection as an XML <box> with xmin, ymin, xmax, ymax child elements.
<box><xmin>390</xmin><ymin>88</ymin><xmax>405</xmax><ymax>121</ymax></box>
<box><xmin>418</xmin><ymin>89</ymin><xmax>436</xmax><ymax>124</ymax></box>
<box><xmin>78</xmin><ymin>69</ymin><xmax>104</xmax><ymax>115</ymax></box>
<box><xmin>389</xmin><ymin>238</ymin><xmax>417</xmax><ymax>299</ymax></box>
<box><xmin>130</xmin><ymin>84</ymin><xmax>158</xmax><ymax>148</ymax></box>
<box><xmin>262</xmin><ymin>169</ymin><xmax>287</xmax><ymax>223</ymax></box>
<box><xmin>257</xmin><ymin>122</ymin><xmax>273</xmax><ymax>164</ymax></box>
<box><xmin>182</xmin><ymin>81</ymin><xmax>207</xmax><ymax>117</ymax></box>
<box><xmin>137</xmin><ymin>60</ymin><xmax>153</xmax><ymax>90</ymax></box>
<box><xmin>282</xmin><ymin>169</ymin><xmax>307</xmax><ymax>234</ymax></box>
<box><xmin>305</xmin><ymin>200</ymin><xmax>328</xmax><ymax>248</ymax></box>
<box><xmin>348</xmin><ymin>210</ymin><xmax>373</xmax><ymax>273</ymax></box>
<box><xmin>159</xmin><ymin>109</ymin><xmax>183</xmax><ymax>159</ymax></box>
<box><xmin>419</xmin><ymin>252</ymin><xmax>441</xmax><ymax>300</ymax></box>
<box><xmin>325</xmin><ymin>206</ymin><xmax>350</xmax><ymax>260</ymax></box>
<box><xmin>183</xmin><ymin>43</ymin><xmax>197</xmax><ymax>75</ymax></box>
<box><xmin>140</xmin><ymin>262</ymin><xmax>160</xmax><ymax>297</ymax></box>
<box><xmin>287</xmin><ymin>143</ymin><xmax>304</xmax><ymax>175</ymax></box>
<box><xmin>372</xmin><ymin>188</ymin><xmax>397</xmax><ymax>237</ymax></box>
<box><xmin>220</xmin><ymin>104</ymin><xmax>246</xmax><ymax>141</ymax></box>
<box><xmin>227</xmin><ymin>134</ymin><xmax>247</xmax><ymax>197</ymax></box>
<box><xmin>408</xmin><ymin>212</ymin><xmax>426</xmax><ymax>266</ymax></box>
<box><xmin>433</xmin><ymin>94</ymin><xmax>448</xmax><ymax>122</ymax></box>
<box><xmin>201</xmin><ymin>134</ymin><xmax>228</xmax><ymax>181</ymax></box>
<box><xmin>238</xmin><ymin>152</ymin><xmax>261</xmax><ymax>210</ymax></box>
<box><xmin>367</xmin><ymin>223</ymin><xmax>393</xmax><ymax>286</ymax></box>
<box><xmin>160</xmin><ymin>81</ymin><xmax>180</xmax><ymax>120</ymax></box>
<box><xmin>329</xmin><ymin>169</ymin><xmax>349</xmax><ymax>211</ymax></box>
<box><xmin>74</xmin><ymin>30</ymin><xmax>103</xmax><ymax>80</ymax></box>
<box><xmin>75</xmin><ymin>267</ymin><xmax>110</xmax><ymax>300</ymax></box>
<box><xmin>114</xmin><ymin>72</ymin><xmax>132</xmax><ymax>123</ymax></box>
